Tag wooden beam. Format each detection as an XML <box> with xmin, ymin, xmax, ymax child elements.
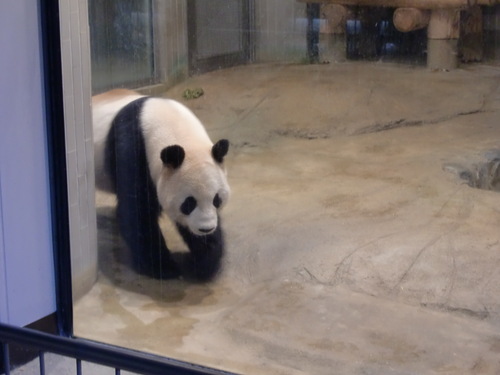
<box><xmin>298</xmin><ymin>0</ymin><xmax>476</xmax><ymax>9</ymax></box>
<box><xmin>476</xmin><ymin>0</ymin><xmax>500</xmax><ymax>5</ymax></box>
<box><xmin>393</xmin><ymin>8</ymin><xmax>430</xmax><ymax>32</ymax></box>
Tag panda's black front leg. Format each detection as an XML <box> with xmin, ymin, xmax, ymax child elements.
<box><xmin>117</xmin><ymin>198</ymin><xmax>180</xmax><ymax>279</ymax></box>
<box><xmin>176</xmin><ymin>222</ymin><xmax>224</xmax><ymax>281</ymax></box>
<box><xmin>114</xmin><ymin>165</ymin><xmax>180</xmax><ymax>280</ymax></box>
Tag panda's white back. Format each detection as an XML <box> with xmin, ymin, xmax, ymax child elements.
<box><xmin>140</xmin><ymin>97</ymin><xmax>214</xmax><ymax>184</ymax></box>
<box><xmin>92</xmin><ymin>89</ymin><xmax>216</xmax><ymax>193</ymax></box>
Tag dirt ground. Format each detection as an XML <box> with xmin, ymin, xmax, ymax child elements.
<box><xmin>75</xmin><ymin>62</ymin><xmax>500</xmax><ymax>375</ymax></box>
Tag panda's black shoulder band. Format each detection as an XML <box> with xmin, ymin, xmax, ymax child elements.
<box><xmin>161</xmin><ymin>145</ymin><xmax>185</xmax><ymax>169</ymax></box>
<box><xmin>212</xmin><ymin>139</ymin><xmax>229</xmax><ymax>163</ymax></box>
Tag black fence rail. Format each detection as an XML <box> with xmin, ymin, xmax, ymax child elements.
<box><xmin>0</xmin><ymin>323</ymin><xmax>236</xmax><ymax>375</ymax></box>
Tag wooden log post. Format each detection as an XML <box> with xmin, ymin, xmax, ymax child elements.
<box><xmin>427</xmin><ymin>8</ymin><xmax>460</xmax><ymax>69</ymax></box>
<box><xmin>459</xmin><ymin>5</ymin><xmax>483</xmax><ymax>62</ymax></box>
<box><xmin>319</xmin><ymin>4</ymin><xmax>350</xmax><ymax>62</ymax></box>
<box><xmin>393</xmin><ymin>8</ymin><xmax>430</xmax><ymax>32</ymax></box>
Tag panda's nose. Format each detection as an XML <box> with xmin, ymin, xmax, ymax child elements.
<box><xmin>199</xmin><ymin>227</ymin><xmax>215</xmax><ymax>234</ymax></box>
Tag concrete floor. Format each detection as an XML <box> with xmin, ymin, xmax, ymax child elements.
<box><xmin>75</xmin><ymin>62</ymin><xmax>500</xmax><ymax>375</ymax></box>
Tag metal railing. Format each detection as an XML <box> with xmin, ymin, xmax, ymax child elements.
<box><xmin>0</xmin><ymin>323</ymin><xmax>236</xmax><ymax>375</ymax></box>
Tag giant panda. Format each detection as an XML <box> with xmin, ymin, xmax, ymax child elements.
<box><xmin>92</xmin><ymin>89</ymin><xmax>230</xmax><ymax>281</ymax></box>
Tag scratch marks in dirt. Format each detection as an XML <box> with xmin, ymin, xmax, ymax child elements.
<box><xmin>391</xmin><ymin>233</ymin><xmax>446</xmax><ymax>292</ymax></box>
<box><xmin>299</xmin><ymin>183</ymin><xmax>483</xmax><ymax>320</ymax></box>
<box><xmin>272</xmin><ymin>128</ymin><xmax>331</xmax><ymax>140</ymax></box>
<box><xmin>330</xmin><ymin>231</ymin><xmax>401</xmax><ymax>287</ymax></box>
<box><xmin>271</xmin><ymin>108</ymin><xmax>485</xmax><ymax>141</ymax></box>
<box><xmin>420</xmin><ymin>302</ymin><xmax>490</xmax><ymax>320</ymax></box>
<box><xmin>354</xmin><ymin>109</ymin><xmax>485</xmax><ymax>136</ymax></box>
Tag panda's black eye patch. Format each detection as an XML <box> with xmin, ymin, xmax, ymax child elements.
<box><xmin>213</xmin><ymin>193</ymin><xmax>222</xmax><ymax>208</ymax></box>
<box><xmin>181</xmin><ymin>196</ymin><xmax>197</xmax><ymax>215</ymax></box>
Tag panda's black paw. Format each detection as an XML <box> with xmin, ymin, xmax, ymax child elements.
<box><xmin>135</xmin><ymin>258</ymin><xmax>181</xmax><ymax>280</ymax></box>
<box><xmin>192</xmin><ymin>247</ymin><xmax>225</xmax><ymax>281</ymax></box>
<box><xmin>175</xmin><ymin>223</ymin><xmax>224</xmax><ymax>282</ymax></box>
<box><xmin>157</xmin><ymin>261</ymin><xmax>182</xmax><ymax>280</ymax></box>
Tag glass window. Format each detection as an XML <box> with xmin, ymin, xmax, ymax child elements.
<box><xmin>75</xmin><ymin>1</ymin><xmax>500</xmax><ymax>374</ymax></box>
<box><xmin>89</xmin><ymin>0</ymin><xmax>154</xmax><ymax>92</ymax></box>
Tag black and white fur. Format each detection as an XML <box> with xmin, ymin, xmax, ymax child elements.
<box><xmin>92</xmin><ymin>89</ymin><xmax>230</xmax><ymax>280</ymax></box>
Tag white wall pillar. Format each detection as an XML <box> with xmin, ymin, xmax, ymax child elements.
<box><xmin>58</xmin><ymin>0</ymin><xmax>97</xmax><ymax>301</ymax></box>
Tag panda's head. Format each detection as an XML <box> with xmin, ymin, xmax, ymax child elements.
<box><xmin>158</xmin><ymin>139</ymin><xmax>230</xmax><ymax>236</ymax></box>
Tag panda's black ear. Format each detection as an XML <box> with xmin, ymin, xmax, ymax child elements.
<box><xmin>161</xmin><ymin>145</ymin><xmax>185</xmax><ymax>169</ymax></box>
<box><xmin>212</xmin><ymin>139</ymin><xmax>229</xmax><ymax>163</ymax></box>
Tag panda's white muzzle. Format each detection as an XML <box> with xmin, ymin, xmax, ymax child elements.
<box><xmin>198</xmin><ymin>226</ymin><xmax>216</xmax><ymax>235</ymax></box>
<box><xmin>189</xmin><ymin>208</ymin><xmax>218</xmax><ymax>236</ymax></box>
